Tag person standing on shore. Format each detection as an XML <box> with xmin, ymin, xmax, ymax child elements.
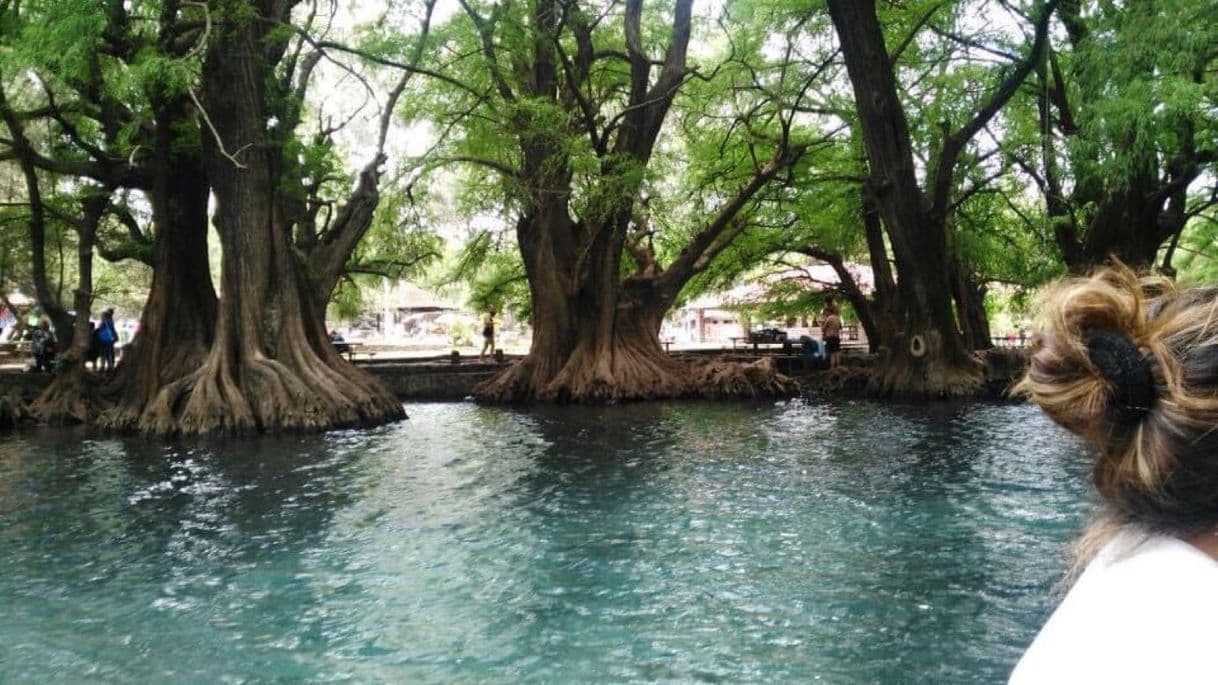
<box><xmin>820</xmin><ymin>301</ymin><xmax>843</xmax><ymax>369</ymax></box>
<box><xmin>29</xmin><ymin>319</ymin><xmax>55</xmax><ymax>373</ymax></box>
<box><xmin>480</xmin><ymin>309</ymin><xmax>496</xmax><ymax>362</ymax></box>
<box><xmin>96</xmin><ymin>308</ymin><xmax>118</xmax><ymax>372</ymax></box>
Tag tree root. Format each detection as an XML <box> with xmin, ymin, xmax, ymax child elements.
<box><xmin>139</xmin><ymin>348</ymin><xmax>404</xmax><ymax>436</ymax></box>
<box><xmin>474</xmin><ymin>351</ymin><xmax>800</xmax><ymax>404</ymax></box>
<box><xmin>815</xmin><ymin>366</ymin><xmax>873</xmax><ymax>395</ymax></box>
<box><xmin>689</xmin><ymin>356</ymin><xmax>801</xmax><ymax>399</ymax></box>
<box><xmin>868</xmin><ymin>356</ymin><xmax>984</xmax><ymax>398</ymax></box>
<box><xmin>473</xmin><ymin>357</ymin><xmax>543</xmax><ymax>403</ymax></box>
<box><xmin>26</xmin><ymin>365</ymin><xmax>95</xmax><ymax>426</ymax></box>
<box><xmin>96</xmin><ymin>339</ymin><xmax>211</xmax><ymax>432</ymax></box>
<box><xmin>0</xmin><ymin>391</ymin><xmax>23</xmax><ymax>430</ymax></box>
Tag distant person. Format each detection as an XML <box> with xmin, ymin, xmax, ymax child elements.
<box><xmin>29</xmin><ymin>320</ymin><xmax>55</xmax><ymax>373</ymax></box>
<box><xmin>1011</xmin><ymin>266</ymin><xmax>1218</xmax><ymax>682</ymax></box>
<box><xmin>799</xmin><ymin>335</ymin><xmax>826</xmax><ymax>367</ymax></box>
<box><xmin>820</xmin><ymin>302</ymin><xmax>843</xmax><ymax>369</ymax></box>
<box><xmin>96</xmin><ymin>308</ymin><xmax>118</xmax><ymax>372</ymax></box>
<box><xmin>329</xmin><ymin>329</ymin><xmax>350</xmax><ymax>355</ymax></box>
<box><xmin>86</xmin><ymin>321</ymin><xmax>100</xmax><ymax>370</ymax></box>
<box><xmin>480</xmin><ymin>309</ymin><xmax>496</xmax><ymax>361</ymax></box>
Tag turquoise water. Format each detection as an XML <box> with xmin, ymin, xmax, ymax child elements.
<box><xmin>0</xmin><ymin>401</ymin><xmax>1090</xmax><ymax>683</ymax></box>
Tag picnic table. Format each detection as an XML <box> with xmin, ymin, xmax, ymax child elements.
<box><xmin>0</xmin><ymin>340</ymin><xmax>32</xmax><ymax>361</ymax></box>
<box><xmin>338</xmin><ymin>341</ymin><xmax>362</xmax><ymax>362</ymax></box>
<box><xmin>730</xmin><ymin>336</ymin><xmax>792</xmax><ymax>352</ymax></box>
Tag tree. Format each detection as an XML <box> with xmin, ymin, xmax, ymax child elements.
<box><xmin>825</xmin><ymin>0</ymin><xmax>1058</xmax><ymax>395</ymax></box>
<box><xmin>1014</xmin><ymin>0</ymin><xmax>1218</xmax><ymax>272</ymax></box>
<box><xmin>138</xmin><ymin>0</ymin><xmax>419</xmax><ymax>434</ymax></box>
<box><xmin>406</xmin><ymin>0</ymin><xmax>827</xmax><ymax>402</ymax></box>
<box><xmin>0</xmin><ymin>0</ymin><xmax>437</xmax><ymax>432</ymax></box>
<box><xmin>0</xmin><ymin>0</ymin><xmax>219</xmax><ymax>424</ymax></box>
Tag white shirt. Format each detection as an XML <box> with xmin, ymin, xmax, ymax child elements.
<box><xmin>1011</xmin><ymin>530</ymin><xmax>1218</xmax><ymax>684</ymax></box>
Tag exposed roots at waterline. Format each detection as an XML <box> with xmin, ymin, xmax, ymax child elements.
<box><xmin>140</xmin><ymin>348</ymin><xmax>404</xmax><ymax>436</ymax></box>
<box><xmin>691</xmin><ymin>357</ymin><xmax>801</xmax><ymax>398</ymax></box>
<box><xmin>26</xmin><ymin>364</ymin><xmax>95</xmax><ymax>426</ymax></box>
<box><xmin>868</xmin><ymin>355</ymin><xmax>984</xmax><ymax>398</ymax></box>
<box><xmin>0</xmin><ymin>391</ymin><xmax>24</xmax><ymax>429</ymax></box>
<box><xmin>474</xmin><ymin>351</ymin><xmax>799</xmax><ymax>404</ymax></box>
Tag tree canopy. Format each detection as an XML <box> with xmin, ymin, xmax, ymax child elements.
<box><xmin>0</xmin><ymin>0</ymin><xmax>1215</xmax><ymax>426</ymax></box>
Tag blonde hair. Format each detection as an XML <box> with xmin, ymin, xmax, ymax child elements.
<box><xmin>1016</xmin><ymin>264</ymin><xmax>1218</xmax><ymax>556</ymax></box>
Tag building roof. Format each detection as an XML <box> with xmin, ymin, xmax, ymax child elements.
<box><xmin>679</xmin><ymin>260</ymin><xmax>874</xmax><ymax>310</ymax></box>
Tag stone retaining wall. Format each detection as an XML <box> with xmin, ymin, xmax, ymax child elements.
<box><xmin>0</xmin><ymin>363</ymin><xmax>502</xmax><ymax>403</ymax></box>
<box><xmin>372</xmin><ymin>364</ymin><xmax>500</xmax><ymax>400</ymax></box>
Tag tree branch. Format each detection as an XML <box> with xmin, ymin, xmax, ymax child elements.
<box><xmin>930</xmin><ymin>0</ymin><xmax>1060</xmax><ymax>216</ymax></box>
<box><xmin>655</xmin><ymin>142</ymin><xmax>807</xmax><ymax>298</ymax></box>
<box><xmin>457</xmin><ymin>0</ymin><xmax>517</xmax><ymax>103</ymax></box>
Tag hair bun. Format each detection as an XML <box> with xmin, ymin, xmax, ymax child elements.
<box><xmin>1084</xmin><ymin>329</ymin><xmax>1156</xmax><ymax>425</ymax></box>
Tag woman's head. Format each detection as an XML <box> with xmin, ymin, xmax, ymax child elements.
<box><xmin>1017</xmin><ymin>264</ymin><xmax>1218</xmax><ymax>535</ymax></box>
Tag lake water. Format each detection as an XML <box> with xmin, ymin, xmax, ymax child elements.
<box><xmin>0</xmin><ymin>400</ymin><xmax>1091</xmax><ymax>683</ymax></box>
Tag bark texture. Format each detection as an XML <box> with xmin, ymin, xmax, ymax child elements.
<box><xmin>827</xmin><ymin>0</ymin><xmax>1055</xmax><ymax>395</ymax></box>
<box><xmin>99</xmin><ymin>120</ymin><xmax>217</xmax><ymax>430</ymax></box>
<box><xmin>141</xmin><ymin>7</ymin><xmax>402</xmax><ymax>435</ymax></box>
<box><xmin>469</xmin><ymin>0</ymin><xmax>805</xmax><ymax>403</ymax></box>
<box><xmin>28</xmin><ymin>195</ymin><xmax>109</xmax><ymax>424</ymax></box>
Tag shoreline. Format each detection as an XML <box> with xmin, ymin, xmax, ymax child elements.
<box><xmin>0</xmin><ymin>348</ymin><xmax>1028</xmax><ymax>429</ymax></box>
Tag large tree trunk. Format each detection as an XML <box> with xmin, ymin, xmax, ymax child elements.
<box><xmin>28</xmin><ymin>196</ymin><xmax>109</xmax><ymax>424</ymax></box>
<box><xmin>141</xmin><ymin>14</ymin><xmax>402</xmax><ymax>435</ymax></box>
<box><xmin>949</xmin><ymin>256</ymin><xmax>993</xmax><ymax>351</ymax></box>
<box><xmin>476</xmin><ymin>217</ymin><xmax>796</xmax><ymax>403</ymax></box>
<box><xmin>476</xmin><ymin>207</ymin><xmax>689</xmax><ymax>401</ymax></box>
<box><xmin>99</xmin><ymin>127</ymin><xmax>218</xmax><ymax>430</ymax></box>
<box><xmin>1069</xmin><ymin>179</ymin><xmax>1181</xmax><ymax>271</ymax></box>
<box><xmin>828</xmin><ymin>0</ymin><xmax>983</xmax><ymax>396</ymax></box>
<box><xmin>479</xmin><ymin>296</ymin><xmax>687</xmax><ymax>402</ymax></box>
<box><xmin>861</xmin><ymin>192</ymin><xmax>900</xmax><ymax>353</ymax></box>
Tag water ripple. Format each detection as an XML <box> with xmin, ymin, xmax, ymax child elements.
<box><xmin>0</xmin><ymin>400</ymin><xmax>1090</xmax><ymax>683</ymax></box>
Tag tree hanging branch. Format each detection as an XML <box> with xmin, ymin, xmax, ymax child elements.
<box><xmin>188</xmin><ymin>88</ymin><xmax>249</xmax><ymax>169</ymax></box>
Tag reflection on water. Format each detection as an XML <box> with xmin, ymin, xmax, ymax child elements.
<box><xmin>0</xmin><ymin>400</ymin><xmax>1090</xmax><ymax>682</ymax></box>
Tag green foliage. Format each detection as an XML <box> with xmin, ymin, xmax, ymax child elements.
<box><xmin>1173</xmin><ymin>212</ymin><xmax>1218</xmax><ymax>286</ymax></box>
<box><xmin>327</xmin><ymin>278</ymin><xmax>366</xmax><ymax>322</ymax></box>
<box><xmin>1001</xmin><ymin>0</ymin><xmax>1218</xmax><ymax>262</ymax></box>
<box><xmin>440</xmin><ymin>229</ymin><xmax>529</xmax><ymax>320</ymax></box>
<box><xmin>448</xmin><ymin>317</ymin><xmax>475</xmax><ymax>347</ymax></box>
<box><xmin>4</xmin><ymin>0</ymin><xmax>1214</xmax><ymax>342</ymax></box>
<box><xmin>335</xmin><ymin>183</ymin><xmax>444</xmax><ymax>314</ymax></box>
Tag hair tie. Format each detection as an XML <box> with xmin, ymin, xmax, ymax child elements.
<box><xmin>1084</xmin><ymin>329</ymin><xmax>1156</xmax><ymax>425</ymax></box>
